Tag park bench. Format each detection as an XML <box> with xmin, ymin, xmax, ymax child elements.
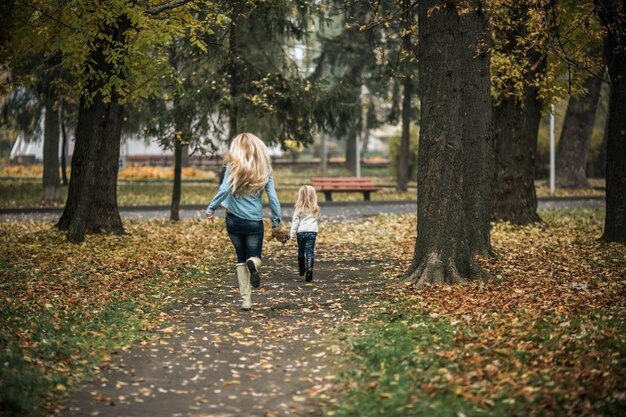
<box><xmin>311</xmin><ymin>177</ymin><xmax>382</xmax><ymax>202</ymax></box>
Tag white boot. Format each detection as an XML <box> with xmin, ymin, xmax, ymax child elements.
<box><xmin>246</xmin><ymin>256</ymin><xmax>262</xmax><ymax>288</ymax></box>
<box><xmin>236</xmin><ymin>263</ymin><xmax>252</xmax><ymax>310</ymax></box>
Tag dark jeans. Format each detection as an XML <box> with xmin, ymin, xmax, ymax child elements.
<box><xmin>225</xmin><ymin>213</ymin><xmax>264</xmax><ymax>263</ymax></box>
<box><xmin>297</xmin><ymin>232</ymin><xmax>317</xmax><ymax>259</ymax></box>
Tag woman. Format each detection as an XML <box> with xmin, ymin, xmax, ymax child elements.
<box><xmin>206</xmin><ymin>133</ymin><xmax>284</xmax><ymax>310</ymax></box>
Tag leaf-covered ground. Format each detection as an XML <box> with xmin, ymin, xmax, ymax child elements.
<box><xmin>0</xmin><ymin>209</ymin><xmax>624</xmax><ymax>417</ymax></box>
<box><xmin>327</xmin><ymin>210</ymin><xmax>625</xmax><ymax>417</ymax></box>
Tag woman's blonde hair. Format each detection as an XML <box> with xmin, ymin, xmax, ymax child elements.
<box><xmin>224</xmin><ymin>133</ymin><xmax>272</xmax><ymax>196</ymax></box>
<box><xmin>294</xmin><ymin>185</ymin><xmax>320</xmax><ymax>218</ymax></box>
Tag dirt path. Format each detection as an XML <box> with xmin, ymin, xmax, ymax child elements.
<box><xmin>59</xmin><ymin>247</ymin><xmax>387</xmax><ymax>417</ymax></box>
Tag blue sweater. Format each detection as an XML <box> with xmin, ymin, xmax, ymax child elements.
<box><xmin>206</xmin><ymin>166</ymin><xmax>282</xmax><ymax>228</ymax></box>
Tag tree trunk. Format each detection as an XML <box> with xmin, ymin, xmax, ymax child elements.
<box><xmin>170</xmin><ymin>140</ymin><xmax>182</xmax><ymax>221</ymax></box>
<box><xmin>405</xmin><ymin>0</ymin><xmax>492</xmax><ymax>287</ymax></box>
<box><xmin>181</xmin><ymin>144</ymin><xmax>189</xmax><ymax>167</ymax></box>
<box><xmin>556</xmin><ymin>71</ymin><xmax>603</xmax><ymax>188</ymax></box>
<box><xmin>56</xmin><ymin>17</ymin><xmax>128</xmax><ymax>243</ymax></box>
<box><xmin>56</xmin><ymin>93</ymin><xmax>125</xmax><ymax>242</ymax></box>
<box><xmin>345</xmin><ymin>131</ymin><xmax>357</xmax><ymax>174</ymax></box>
<box><xmin>397</xmin><ymin>75</ymin><xmax>412</xmax><ymax>191</ymax></box>
<box><xmin>397</xmin><ymin>0</ymin><xmax>414</xmax><ymax>192</ymax></box>
<box><xmin>43</xmin><ymin>98</ymin><xmax>61</xmax><ymax>201</ymax></box>
<box><xmin>60</xmin><ymin>103</ymin><xmax>69</xmax><ymax>185</ymax></box>
<box><xmin>491</xmin><ymin>87</ymin><xmax>543</xmax><ymax>224</ymax></box>
<box><xmin>595</xmin><ymin>0</ymin><xmax>626</xmax><ymax>242</ymax></box>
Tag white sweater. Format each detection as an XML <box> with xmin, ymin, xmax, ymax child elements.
<box><xmin>290</xmin><ymin>210</ymin><xmax>319</xmax><ymax>238</ymax></box>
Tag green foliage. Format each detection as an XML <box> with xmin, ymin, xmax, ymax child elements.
<box><xmin>488</xmin><ymin>0</ymin><xmax>604</xmax><ymax>106</ymax></box>
<box><xmin>6</xmin><ymin>1</ymin><xmax>228</xmax><ymax>103</ymax></box>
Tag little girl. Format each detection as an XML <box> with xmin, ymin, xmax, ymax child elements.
<box><xmin>290</xmin><ymin>185</ymin><xmax>320</xmax><ymax>282</ymax></box>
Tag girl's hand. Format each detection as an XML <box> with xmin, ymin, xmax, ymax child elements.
<box><xmin>206</xmin><ymin>213</ymin><xmax>215</xmax><ymax>222</ymax></box>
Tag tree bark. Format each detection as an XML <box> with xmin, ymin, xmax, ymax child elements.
<box><xmin>556</xmin><ymin>71</ymin><xmax>603</xmax><ymax>188</ymax></box>
<box><xmin>491</xmin><ymin>87</ymin><xmax>543</xmax><ymax>224</ymax></box>
<box><xmin>595</xmin><ymin>0</ymin><xmax>626</xmax><ymax>242</ymax></box>
<box><xmin>405</xmin><ymin>0</ymin><xmax>492</xmax><ymax>287</ymax></box>
<box><xmin>43</xmin><ymin>97</ymin><xmax>61</xmax><ymax>201</ymax></box>
<box><xmin>56</xmin><ymin>17</ymin><xmax>128</xmax><ymax>243</ymax></box>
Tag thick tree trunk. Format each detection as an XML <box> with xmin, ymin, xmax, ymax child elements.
<box><xmin>56</xmin><ymin>93</ymin><xmax>124</xmax><ymax>242</ymax></box>
<box><xmin>491</xmin><ymin>88</ymin><xmax>543</xmax><ymax>224</ymax></box>
<box><xmin>56</xmin><ymin>17</ymin><xmax>128</xmax><ymax>243</ymax></box>
<box><xmin>405</xmin><ymin>0</ymin><xmax>492</xmax><ymax>287</ymax></box>
<box><xmin>43</xmin><ymin>98</ymin><xmax>61</xmax><ymax>201</ymax></box>
<box><xmin>556</xmin><ymin>72</ymin><xmax>603</xmax><ymax>188</ymax></box>
<box><xmin>596</xmin><ymin>0</ymin><xmax>626</xmax><ymax>242</ymax></box>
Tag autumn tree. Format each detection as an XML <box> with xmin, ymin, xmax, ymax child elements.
<box><xmin>553</xmin><ymin>2</ymin><xmax>606</xmax><ymax>189</ymax></box>
<box><xmin>5</xmin><ymin>1</ymin><xmax>225</xmax><ymax>242</ymax></box>
<box><xmin>3</xmin><ymin>52</ymin><xmax>68</xmax><ymax>201</ymax></box>
<box><xmin>489</xmin><ymin>0</ymin><xmax>548</xmax><ymax>225</ymax></box>
<box><xmin>489</xmin><ymin>0</ymin><xmax>604</xmax><ymax>223</ymax></box>
<box><xmin>405</xmin><ymin>0</ymin><xmax>492</xmax><ymax>286</ymax></box>
<box><xmin>594</xmin><ymin>0</ymin><xmax>626</xmax><ymax>242</ymax></box>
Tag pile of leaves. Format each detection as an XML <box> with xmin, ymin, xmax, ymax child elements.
<box><xmin>327</xmin><ymin>210</ymin><xmax>625</xmax><ymax>417</ymax></box>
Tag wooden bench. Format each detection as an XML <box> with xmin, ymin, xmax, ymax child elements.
<box><xmin>311</xmin><ymin>177</ymin><xmax>382</xmax><ymax>202</ymax></box>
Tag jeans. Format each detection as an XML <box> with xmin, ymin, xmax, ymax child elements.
<box><xmin>225</xmin><ymin>213</ymin><xmax>264</xmax><ymax>263</ymax></box>
<box><xmin>297</xmin><ymin>232</ymin><xmax>317</xmax><ymax>259</ymax></box>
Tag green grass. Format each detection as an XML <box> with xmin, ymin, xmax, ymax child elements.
<box><xmin>327</xmin><ymin>301</ymin><xmax>626</xmax><ymax>417</ymax></box>
<box><xmin>329</xmin><ymin>305</ymin><xmax>508</xmax><ymax>417</ymax></box>
<box><xmin>0</xmin><ymin>173</ymin><xmax>417</xmax><ymax>209</ymax></box>
<box><xmin>0</xmin><ymin>166</ymin><xmax>605</xmax><ymax>209</ymax></box>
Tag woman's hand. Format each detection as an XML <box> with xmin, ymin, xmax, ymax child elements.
<box><xmin>206</xmin><ymin>213</ymin><xmax>215</xmax><ymax>222</ymax></box>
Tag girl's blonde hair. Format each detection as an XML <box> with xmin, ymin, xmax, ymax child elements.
<box><xmin>294</xmin><ymin>185</ymin><xmax>320</xmax><ymax>218</ymax></box>
<box><xmin>224</xmin><ymin>133</ymin><xmax>272</xmax><ymax>196</ymax></box>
